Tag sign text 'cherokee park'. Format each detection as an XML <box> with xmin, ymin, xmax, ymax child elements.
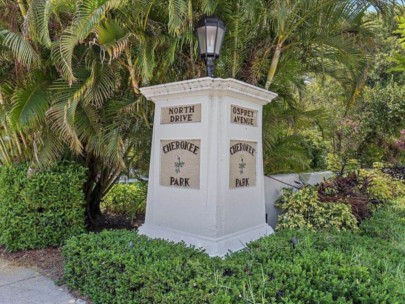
<box><xmin>160</xmin><ymin>140</ymin><xmax>200</xmax><ymax>189</ymax></box>
<box><xmin>231</xmin><ymin>105</ymin><xmax>258</xmax><ymax>127</ymax></box>
<box><xmin>161</xmin><ymin>104</ymin><xmax>201</xmax><ymax>124</ymax></box>
<box><xmin>229</xmin><ymin>141</ymin><xmax>257</xmax><ymax>188</ymax></box>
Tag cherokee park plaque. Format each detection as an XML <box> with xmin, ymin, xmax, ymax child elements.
<box><xmin>231</xmin><ymin>105</ymin><xmax>258</xmax><ymax>127</ymax></box>
<box><xmin>229</xmin><ymin>140</ymin><xmax>257</xmax><ymax>188</ymax></box>
<box><xmin>160</xmin><ymin>139</ymin><xmax>200</xmax><ymax>189</ymax></box>
<box><xmin>161</xmin><ymin>104</ymin><xmax>201</xmax><ymax>124</ymax></box>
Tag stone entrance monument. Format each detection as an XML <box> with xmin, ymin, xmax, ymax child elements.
<box><xmin>138</xmin><ymin>77</ymin><xmax>277</xmax><ymax>256</ymax></box>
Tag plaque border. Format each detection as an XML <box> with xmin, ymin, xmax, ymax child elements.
<box><xmin>159</xmin><ymin>139</ymin><xmax>201</xmax><ymax>189</ymax></box>
<box><xmin>161</xmin><ymin>103</ymin><xmax>202</xmax><ymax>125</ymax></box>
<box><xmin>230</xmin><ymin>104</ymin><xmax>258</xmax><ymax>127</ymax></box>
<box><xmin>229</xmin><ymin>140</ymin><xmax>257</xmax><ymax>189</ymax></box>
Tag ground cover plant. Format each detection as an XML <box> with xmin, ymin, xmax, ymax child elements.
<box><xmin>63</xmin><ymin>198</ymin><xmax>405</xmax><ymax>304</ymax></box>
<box><xmin>0</xmin><ymin>162</ymin><xmax>86</xmax><ymax>251</ymax></box>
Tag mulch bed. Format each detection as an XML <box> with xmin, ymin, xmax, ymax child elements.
<box><xmin>0</xmin><ymin>246</ymin><xmax>64</xmax><ymax>282</ymax></box>
<box><xmin>89</xmin><ymin>213</ymin><xmax>145</xmax><ymax>232</ymax></box>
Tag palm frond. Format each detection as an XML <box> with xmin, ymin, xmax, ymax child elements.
<box><xmin>51</xmin><ymin>28</ymin><xmax>78</xmax><ymax>84</ymax></box>
<box><xmin>36</xmin><ymin>129</ymin><xmax>65</xmax><ymax>165</ymax></box>
<box><xmin>75</xmin><ymin>0</ymin><xmax>125</xmax><ymax>41</ymax></box>
<box><xmin>26</xmin><ymin>0</ymin><xmax>52</xmax><ymax>47</ymax></box>
<box><xmin>48</xmin><ymin>81</ymin><xmax>84</xmax><ymax>153</ymax></box>
<box><xmin>96</xmin><ymin>19</ymin><xmax>130</xmax><ymax>61</ymax></box>
<box><xmin>168</xmin><ymin>0</ymin><xmax>187</xmax><ymax>35</ymax></box>
<box><xmin>53</xmin><ymin>0</ymin><xmax>126</xmax><ymax>83</ymax></box>
<box><xmin>263</xmin><ymin>132</ymin><xmax>312</xmax><ymax>174</ymax></box>
<box><xmin>82</xmin><ymin>63</ymin><xmax>116</xmax><ymax>107</ymax></box>
<box><xmin>10</xmin><ymin>77</ymin><xmax>50</xmax><ymax>128</ymax></box>
<box><xmin>0</xmin><ymin>29</ymin><xmax>40</xmax><ymax>67</ymax></box>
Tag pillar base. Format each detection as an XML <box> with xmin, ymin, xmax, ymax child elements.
<box><xmin>138</xmin><ymin>223</ymin><xmax>274</xmax><ymax>257</ymax></box>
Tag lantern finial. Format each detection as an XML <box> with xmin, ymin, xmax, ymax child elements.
<box><xmin>196</xmin><ymin>16</ymin><xmax>226</xmax><ymax>77</ymax></box>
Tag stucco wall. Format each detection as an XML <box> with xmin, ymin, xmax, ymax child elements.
<box><xmin>264</xmin><ymin>171</ymin><xmax>333</xmax><ymax>228</ymax></box>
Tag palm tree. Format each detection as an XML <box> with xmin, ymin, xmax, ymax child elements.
<box><xmin>0</xmin><ymin>0</ymin><xmax>158</xmax><ymax>221</ymax></box>
<box><xmin>0</xmin><ymin>0</ymin><xmax>397</xmax><ymax>221</ymax></box>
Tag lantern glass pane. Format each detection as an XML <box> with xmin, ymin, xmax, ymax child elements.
<box><xmin>206</xmin><ymin>25</ymin><xmax>217</xmax><ymax>54</ymax></box>
<box><xmin>197</xmin><ymin>27</ymin><xmax>206</xmax><ymax>54</ymax></box>
<box><xmin>215</xmin><ymin>28</ymin><xmax>225</xmax><ymax>55</ymax></box>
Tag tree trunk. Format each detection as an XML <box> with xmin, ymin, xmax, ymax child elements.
<box><xmin>83</xmin><ymin>156</ymin><xmax>123</xmax><ymax>226</ymax></box>
<box><xmin>87</xmin><ymin>182</ymin><xmax>103</xmax><ymax>220</ymax></box>
<box><xmin>83</xmin><ymin>155</ymin><xmax>101</xmax><ymax>224</ymax></box>
<box><xmin>126</xmin><ymin>52</ymin><xmax>140</xmax><ymax>95</ymax></box>
<box><xmin>265</xmin><ymin>42</ymin><xmax>283</xmax><ymax>90</ymax></box>
<box><xmin>232</xmin><ymin>1</ymin><xmax>240</xmax><ymax>78</ymax></box>
<box><xmin>17</xmin><ymin>1</ymin><xmax>27</xmax><ymax>17</ymax></box>
<box><xmin>187</xmin><ymin>0</ymin><xmax>195</xmax><ymax>77</ymax></box>
<box><xmin>0</xmin><ymin>138</ymin><xmax>11</xmax><ymax>164</ymax></box>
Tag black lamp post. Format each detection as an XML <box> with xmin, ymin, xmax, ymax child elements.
<box><xmin>196</xmin><ymin>16</ymin><xmax>226</xmax><ymax>78</ymax></box>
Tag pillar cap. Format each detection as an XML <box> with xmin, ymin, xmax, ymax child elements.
<box><xmin>140</xmin><ymin>77</ymin><xmax>278</xmax><ymax>105</ymax></box>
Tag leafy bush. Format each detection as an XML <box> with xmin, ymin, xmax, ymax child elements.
<box><xmin>63</xmin><ymin>218</ymin><xmax>405</xmax><ymax>304</ymax></box>
<box><xmin>360</xmin><ymin>163</ymin><xmax>405</xmax><ymax>202</ymax></box>
<box><xmin>101</xmin><ymin>182</ymin><xmax>147</xmax><ymax>217</ymax></box>
<box><xmin>0</xmin><ymin>162</ymin><xmax>86</xmax><ymax>251</ymax></box>
<box><xmin>275</xmin><ymin>165</ymin><xmax>405</xmax><ymax>234</ymax></box>
<box><xmin>275</xmin><ymin>187</ymin><xmax>358</xmax><ymax>231</ymax></box>
<box><xmin>318</xmin><ymin>171</ymin><xmax>372</xmax><ymax>221</ymax></box>
<box><xmin>276</xmin><ymin>167</ymin><xmax>405</xmax><ymax>231</ymax></box>
<box><xmin>326</xmin><ymin>154</ymin><xmax>360</xmax><ymax>174</ymax></box>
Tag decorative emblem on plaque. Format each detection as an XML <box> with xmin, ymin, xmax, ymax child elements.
<box><xmin>239</xmin><ymin>157</ymin><xmax>246</xmax><ymax>174</ymax></box>
<box><xmin>231</xmin><ymin>105</ymin><xmax>258</xmax><ymax>127</ymax></box>
<box><xmin>174</xmin><ymin>156</ymin><xmax>185</xmax><ymax>174</ymax></box>
<box><xmin>160</xmin><ymin>140</ymin><xmax>200</xmax><ymax>188</ymax></box>
<box><xmin>229</xmin><ymin>141</ymin><xmax>257</xmax><ymax>188</ymax></box>
<box><xmin>161</xmin><ymin>104</ymin><xmax>201</xmax><ymax>124</ymax></box>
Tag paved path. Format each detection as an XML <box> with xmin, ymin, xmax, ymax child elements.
<box><xmin>0</xmin><ymin>258</ymin><xmax>85</xmax><ymax>304</ymax></box>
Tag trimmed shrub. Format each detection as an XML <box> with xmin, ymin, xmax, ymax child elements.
<box><xmin>275</xmin><ymin>187</ymin><xmax>358</xmax><ymax>231</ymax></box>
<box><xmin>0</xmin><ymin>162</ymin><xmax>86</xmax><ymax>251</ymax></box>
<box><xmin>63</xmin><ymin>231</ymin><xmax>213</xmax><ymax>304</ymax></box>
<box><xmin>101</xmin><ymin>182</ymin><xmax>147</xmax><ymax>216</ymax></box>
<box><xmin>63</xmin><ymin>222</ymin><xmax>405</xmax><ymax>303</ymax></box>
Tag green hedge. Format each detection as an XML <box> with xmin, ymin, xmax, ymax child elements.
<box><xmin>0</xmin><ymin>162</ymin><xmax>86</xmax><ymax>251</ymax></box>
<box><xmin>63</xmin><ymin>201</ymin><xmax>405</xmax><ymax>304</ymax></box>
<box><xmin>101</xmin><ymin>182</ymin><xmax>147</xmax><ymax>215</ymax></box>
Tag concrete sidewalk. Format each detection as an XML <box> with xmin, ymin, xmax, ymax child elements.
<box><xmin>0</xmin><ymin>258</ymin><xmax>85</xmax><ymax>304</ymax></box>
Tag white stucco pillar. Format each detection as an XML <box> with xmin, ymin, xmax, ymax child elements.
<box><xmin>138</xmin><ymin>77</ymin><xmax>277</xmax><ymax>256</ymax></box>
